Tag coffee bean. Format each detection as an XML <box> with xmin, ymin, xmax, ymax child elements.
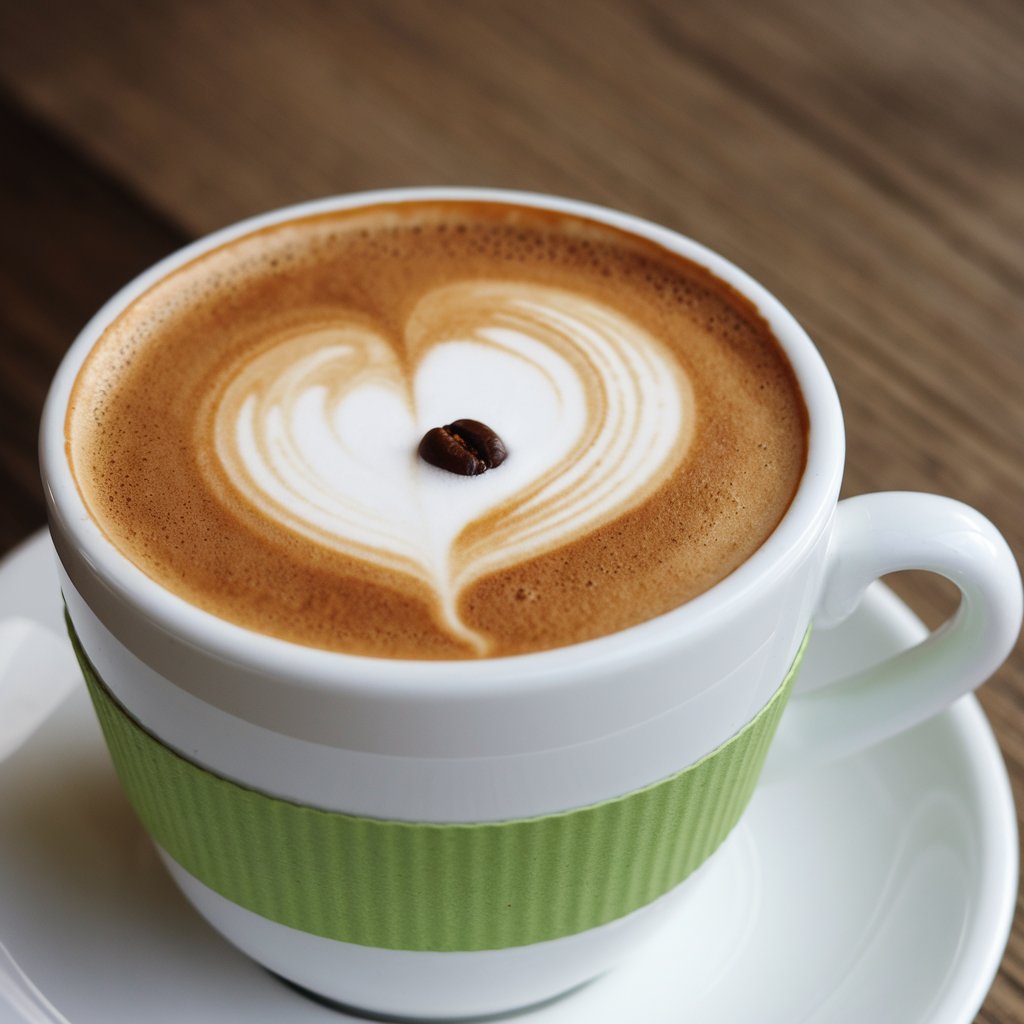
<box><xmin>418</xmin><ymin>419</ymin><xmax>508</xmax><ymax>476</ymax></box>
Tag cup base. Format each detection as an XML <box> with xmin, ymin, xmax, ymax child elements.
<box><xmin>276</xmin><ymin>971</ymin><xmax>600</xmax><ymax>1023</ymax></box>
<box><xmin>159</xmin><ymin>846</ymin><xmax>706</xmax><ymax>1020</ymax></box>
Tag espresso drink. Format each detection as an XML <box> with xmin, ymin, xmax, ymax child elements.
<box><xmin>67</xmin><ymin>201</ymin><xmax>807</xmax><ymax>658</ymax></box>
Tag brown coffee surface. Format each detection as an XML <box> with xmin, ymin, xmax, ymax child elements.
<box><xmin>67</xmin><ymin>201</ymin><xmax>808</xmax><ymax>658</ymax></box>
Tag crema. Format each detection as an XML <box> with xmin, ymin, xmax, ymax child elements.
<box><xmin>67</xmin><ymin>201</ymin><xmax>807</xmax><ymax>658</ymax></box>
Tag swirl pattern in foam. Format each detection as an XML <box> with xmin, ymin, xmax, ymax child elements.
<box><xmin>67</xmin><ymin>201</ymin><xmax>808</xmax><ymax>658</ymax></box>
<box><xmin>208</xmin><ymin>282</ymin><xmax>692</xmax><ymax>649</ymax></box>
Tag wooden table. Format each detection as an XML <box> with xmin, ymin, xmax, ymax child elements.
<box><xmin>1</xmin><ymin>1</ymin><xmax>1021</xmax><ymax>1018</ymax></box>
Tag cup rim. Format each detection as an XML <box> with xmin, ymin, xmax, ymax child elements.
<box><xmin>41</xmin><ymin>187</ymin><xmax>844</xmax><ymax>696</ymax></box>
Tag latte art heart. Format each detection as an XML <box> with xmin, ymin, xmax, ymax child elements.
<box><xmin>207</xmin><ymin>282</ymin><xmax>694</xmax><ymax>649</ymax></box>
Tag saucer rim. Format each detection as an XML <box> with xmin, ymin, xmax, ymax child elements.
<box><xmin>818</xmin><ymin>581</ymin><xmax>1018</xmax><ymax>1024</ymax></box>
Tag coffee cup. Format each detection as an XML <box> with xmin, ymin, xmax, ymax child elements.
<box><xmin>40</xmin><ymin>189</ymin><xmax>1022</xmax><ymax>1019</ymax></box>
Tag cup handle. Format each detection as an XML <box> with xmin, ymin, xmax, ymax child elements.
<box><xmin>763</xmin><ymin>492</ymin><xmax>1022</xmax><ymax>780</ymax></box>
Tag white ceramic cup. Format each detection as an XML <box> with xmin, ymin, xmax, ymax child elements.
<box><xmin>40</xmin><ymin>189</ymin><xmax>1022</xmax><ymax>1020</ymax></box>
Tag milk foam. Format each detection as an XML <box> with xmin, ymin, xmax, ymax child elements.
<box><xmin>209</xmin><ymin>281</ymin><xmax>692</xmax><ymax>649</ymax></box>
<box><xmin>68</xmin><ymin>201</ymin><xmax>807</xmax><ymax>659</ymax></box>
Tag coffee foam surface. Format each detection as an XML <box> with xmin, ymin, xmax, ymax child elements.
<box><xmin>68</xmin><ymin>202</ymin><xmax>807</xmax><ymax>659</ymax></box>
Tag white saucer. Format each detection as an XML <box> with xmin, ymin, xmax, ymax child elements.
<box><xmin>0</xmin><ymin>531</ymin><xmax>1017</xmax><ymax>1024</ymax></box>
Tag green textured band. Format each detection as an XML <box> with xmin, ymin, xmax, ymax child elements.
<box><xmin>70</xmin><ymin>619</ymin><xmax>806</xmax><ymax>952</ymax></box>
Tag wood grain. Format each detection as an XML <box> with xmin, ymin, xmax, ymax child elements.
<box><xmin>0</xmin><ymin>1</ymin><xmax>1021</xmax><ymax>1018</ymax></box>
<box><xmin>0</xmin><ymin>91</ymin><xmax>186</xmax><ymax>546</ymax></box>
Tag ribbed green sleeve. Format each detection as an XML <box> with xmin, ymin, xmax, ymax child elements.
<box><xmin>70</xmin><ymin>618</ymin><xmax>804</xmax><ymax>951</ymax></box>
